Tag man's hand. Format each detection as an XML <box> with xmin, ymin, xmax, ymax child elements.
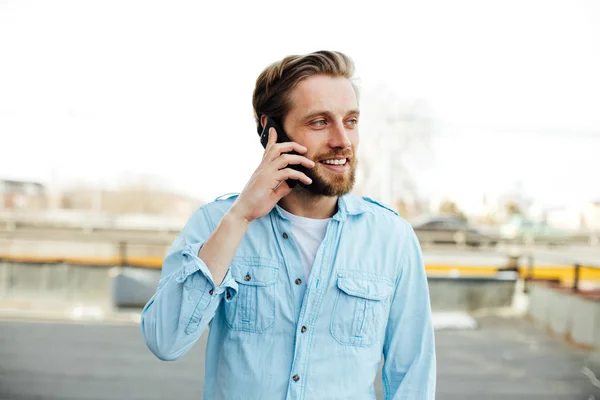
<box><xmin>229</xmin><ymin>127</ymin><xmax>315</xmax><ymax>223</ymax></box>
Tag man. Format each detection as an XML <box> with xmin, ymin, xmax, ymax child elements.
<box><xmin>141</xmin><ymin>50</ymin><xmax>436</xmax><ymax>399</ymax></box>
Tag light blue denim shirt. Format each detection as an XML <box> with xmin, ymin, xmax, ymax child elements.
<box><xmin>141</xmin><ymin>193</ymin><xmax>436</xmax><ymax>400</ymax></box>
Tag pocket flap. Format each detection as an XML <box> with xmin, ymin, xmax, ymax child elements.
<box><xmin>231</xmin><ymin>261</ymin><xmax>278</xmax><ymax>287</ymax></box>
<box><xmin>336</xmin><ymin>273</ymin><xmax>394</xmax><ymax>301</ymax></box>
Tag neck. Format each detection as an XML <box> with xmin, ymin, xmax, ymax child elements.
<box><xmin>277</xmin><ymin>187</ymin><xmax>339</xmax><ymax>219</ymax></box>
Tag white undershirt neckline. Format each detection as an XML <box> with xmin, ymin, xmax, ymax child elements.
<box><xmin>275</xmin><ymin>205</ymin><xmax>331</xmax><ymax>281</ymax></box>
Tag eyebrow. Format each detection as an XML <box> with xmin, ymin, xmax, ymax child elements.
<box><xmin>301</xmin><ymin>109</ymin><xmax>360</xmax><ymax>122</ymax></box>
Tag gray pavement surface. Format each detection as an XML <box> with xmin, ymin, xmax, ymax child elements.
<box><xmin>0</xmin><ymin>316</ymin><xmax>599</xmax><ymax>400</ymax></box>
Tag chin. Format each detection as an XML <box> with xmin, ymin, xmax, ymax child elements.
<box><xmin>299</xmin><ymin>170</ymin><xmax>356</xmax><ymax>197</ymax></box>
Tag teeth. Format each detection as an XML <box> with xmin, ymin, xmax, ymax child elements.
<box><xmin>322</xmin><ymin>159</ymin><xmax>346</xmax><ymax>165</ymax></box>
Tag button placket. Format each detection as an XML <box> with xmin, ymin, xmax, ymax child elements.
<box><xmin>272</xmin><ymin>211</ymin><xmax>310</xmax><ymax>398</ymax></box>
<box><xmin>289</xmin><ymin>219</ymin><xmax>338</xmax><ymax>397</ymax></box>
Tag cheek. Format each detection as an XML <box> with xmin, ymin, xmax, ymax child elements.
<box><xmin>301</xmin><ymin>140</ymin><xmax>326</xmax><ymax>160</ymax></box>
<box><xmin>301</xmin><ymin>144</ymin><xmax>320</xmax><ymax>162</ymax></box>
<box><xmin>350</xmin><ymin>130</ymin><xmax>359</xmax><ymax>147</ymax></box>
<box><xmin>348</xmin><ymin>135</ymin><xmax>359</xmax><ymax>156</ymax></box>
<box><xmin>306</xmin><ymin>151</ymin><xmax>318</xmax><ymax>162</ymax></box>
<box><xmin>294</xmin><ymin>131</ymin><xmax>317</xmax><ymax>152</ymax></box>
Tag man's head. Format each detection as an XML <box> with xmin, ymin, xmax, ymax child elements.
<box><xmin>252</xmin><ymin>50</ymin><xmax>359</xmax><ymax>197</ymax></box>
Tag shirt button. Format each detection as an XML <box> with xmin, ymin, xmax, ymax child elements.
<box><xmin>295</xmin><ymin>278</ymin><xmax>302</xmax><ymax>285</ymax></box>
<box><xmin>226</xmin><ymin>292</ymin><xmax>231</xmax><ymax>299</ymax></box>
<box><xmin>292</xmin><ymin>374</ymin><xmax>300</xmax><ymax>382</ymax></box>
<box><xmin>301</xmin><ymin>326</ymin><xmax>307</xmax><ymax>333</ymax></box>
<box><xmin>283</xmin><ymin>232</ymin><xmax>289</xmax><ymax>239</ymax></box>
<box><xmin>209</xmin><ymin>289</ymin><xmax>214</xmax><ymax>295</ymax></box>
<box><xmin>244</xmin><ymin>274</ymin><xmax>251</xmax><ymax>281</ymax></box>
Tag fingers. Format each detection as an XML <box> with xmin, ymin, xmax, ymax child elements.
<box><xmin>274</xmin><ymin>168</ymin><xmax>313</xmax><ymax>186</ymax></box>
<box><xmin>275</xmin><ymin>154</ymin><xmax>315</xmax><ymax>170</ymax></box>
<box><xmin>273</xmin><ymin>141</ymin><xmax>308</xmax><ymax>154</ymax></box>
<box><xmin>265</xmin><ymin>141</ymin><xmax>308</xmax><ymax>162</ymax></box>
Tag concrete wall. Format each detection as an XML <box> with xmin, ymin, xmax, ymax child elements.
<box><xmin>0</xmin><ymin>261</ymin><xmax>162</xmax><ymax>309</ymax></box>
<box><xmin>528</xmin><ymin>282</ymin><xmax>600</xmax><ymax>350</ymax></box>
<box><xmin>571</xmin><ymin>296</ymin><xmax>600</xmax><ymax>348</ymax></box>
<box><xmin>113</xmin><ymin>271</ymin><xmax>518</xmax><ymax>311</ymax></box>
<box><xmin>0</xmin><ymin>261</ymin><xmax>114</xmax><ymax>308</ymax></box>
<box><xmin>1</xmin><ymin>261</ymin><xmax>519</xmax><ymax>312</ymax></box>
<box><xmin>428</xmin><ymin>273</ymin><xmax>517</xmax><ymax>312</ymax></box>
<box><xmin>112</xmin><ymin>268</ymin><xmax>161</xmax><ymax>308</ymax></box>
<box><xmin>528</xmin><ymin>283</ymin><xmax>551</xmax><ymax>324</ymax></box>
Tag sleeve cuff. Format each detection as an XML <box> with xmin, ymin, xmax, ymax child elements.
<box><xmin>175</xmin><ymin>242</ymin><xmax>238</xmax><ymax>295</ymax></box>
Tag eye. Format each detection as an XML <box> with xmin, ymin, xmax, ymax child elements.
<box><xmin>347</xmin><ymin>118</ymin><xmax>359</xmax><ymax>126</ymax></box>
<box><xmin>311</xmin><ymin>119</ymin><xmax>326</xmax><ymax>127</ymax></box>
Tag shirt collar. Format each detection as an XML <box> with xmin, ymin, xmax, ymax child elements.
<box><xmin>271</xmin><ymin>193</ymin><xmax>371</xmax><ymax>222</ymax></box>
<box><xmin>335</xmin><ymin>194</ymin><xmax>372</xmax><ymax>221</ymax></box>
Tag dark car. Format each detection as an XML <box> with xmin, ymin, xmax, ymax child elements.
<box><xmin>411</xmin><ymin>215</ymin><xmax>498</xmax><ymax>247</ymax></box>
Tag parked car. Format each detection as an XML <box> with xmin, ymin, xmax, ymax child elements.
<box><xmin>411</xmin><ymin>214</ymin><xmax>498</xmax><ymax>247</ymax></box>
<box><xmin>499</xmin><ymin>216</ymin><xmax>572</xmax><ymax>245</ymax></box>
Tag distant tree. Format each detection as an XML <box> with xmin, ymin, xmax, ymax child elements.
<box><xmin>439</xmin><ymin>200</ymin><xmax>466</xmax><ymax>220</ymax></box>
<box><xmin>505</xmin><ymin>201</ymin><xmax>522</xmax><ymax>216</ymax></box>
<box><xmin>394</xmin><ymin>199</ymin><xmax>410</xmax><ymax>219</ymax></box>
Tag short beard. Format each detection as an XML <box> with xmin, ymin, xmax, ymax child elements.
<box><xmin>295</xmin><ymin>157</ymin><xmax>357</xmax><ymax>197</ymax></box>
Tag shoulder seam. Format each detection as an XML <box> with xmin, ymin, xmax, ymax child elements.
<box><xmin>214</xmin><ymin>192</ymin><xmax>240</xmax><ymax>201</ymax></box>
<box><xmin>201</xmin><ymin>206</ymin><xmax>216</xmax><ymax>232</ymax></box>
<box><xmin>362</xmin><ymin>196</ymin><xmax>399</xmax><ymax>217</ymax></box>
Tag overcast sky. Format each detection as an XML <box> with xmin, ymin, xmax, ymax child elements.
<box><xmin>1</xmin><ymin>0</ymin><xmax>599</xmax><ymax>211</ymax></box>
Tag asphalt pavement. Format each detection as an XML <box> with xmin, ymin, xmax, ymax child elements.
<box><xmin>0</xmin><ymin>316</ymin><xmax>599</xmax><ymax>400</ymax></box>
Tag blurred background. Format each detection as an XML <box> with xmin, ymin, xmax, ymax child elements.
<box><xmin>1</xmin><ymin>0</ymin><xmax>600</xmax><ymax>399</ymax></box>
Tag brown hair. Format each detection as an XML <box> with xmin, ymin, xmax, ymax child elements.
<box><xmin>252</xmin><ymin>50</ymin><xmax>357</xmax><ymax>134</ymax></box>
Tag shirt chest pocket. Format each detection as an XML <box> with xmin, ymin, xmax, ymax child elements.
<box><xmin>330</xmin><ymin>272</ymin><xmax>395</xmax><ymax>347</ymax></box>
<box><xmin>224</xmin><ymin>260</ymin><xmax>279</xmax><ymax>333</ymax></box>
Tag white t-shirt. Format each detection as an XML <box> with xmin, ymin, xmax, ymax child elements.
<box><xmin>276</xmin><ymin>205</ymin><xmax>331</xmax><ymax>280</ymax></box>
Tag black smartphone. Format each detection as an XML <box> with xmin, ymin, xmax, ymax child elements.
<box><xmin>259</xmin><ymin>117</ymin><xmax>302</xmax><ymax>188</ymax></box>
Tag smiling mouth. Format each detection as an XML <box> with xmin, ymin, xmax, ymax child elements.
<box><xmin>318</xmin><ymin>156</ymin><xmax>351</xmax><ymax>166</ymax></box>
<box><xmin>318</xmin><ymin>158</ymin><xmax>350</xmax><ymax>172</ymax></box>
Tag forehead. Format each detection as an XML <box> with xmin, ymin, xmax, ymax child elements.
<box><xmin>287</xmin><ymin>75</ymin><xmax>358</xmax><ymax>117</ymax></box>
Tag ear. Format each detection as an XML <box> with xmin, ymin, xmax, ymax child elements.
<box><xmin>260</xmin><ymin>114</ymin><xmax>269</xmax><ymax>130</ymax></box>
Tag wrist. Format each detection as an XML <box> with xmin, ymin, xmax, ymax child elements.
<box><xmin>226</xmin><ymin>205</ymin><xmax>253</xmax><ymax>227</ymax></box>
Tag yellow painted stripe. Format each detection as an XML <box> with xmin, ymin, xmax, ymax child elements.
<box><xmin>0</xmin><ymin>254</ymin><xmax>162</xmax><ymax>268</ymax></box>
<box><xmin>1</xmin><ymin>255</ymin><xmax>599</xmax><ymax>282</ymax></box>
<box><xmin>425</xmin><ymin>265</ymin><xmax>498</xmax><ymax>276</ymax></box>
<box><xmin>427</xmin><ymin>264</ymin><xmax>600</xmax><ymax>283</ymax></box>
<box><xmin>518</xmin><ymin>265</ymin><xmax>600</xmax><ymax>283</ymax></box>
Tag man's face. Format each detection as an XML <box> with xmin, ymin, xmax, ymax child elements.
<box><xmin>283</xmin><ymin>75</ymin><xmax>359</xmax><ymax>197</ymax></box>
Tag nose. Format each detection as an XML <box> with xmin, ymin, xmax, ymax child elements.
<box><xmin>328</xmin><ymin>120</ymin><xmax>351</xmax><ymax>149</ymax></box>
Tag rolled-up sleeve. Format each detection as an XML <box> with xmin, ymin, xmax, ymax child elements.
<box><xmin>176</xmin><ymin>242</ymin><xmax>237</xmax><ymax>293</ymax></box>
<box><xmin>382</xmin><ymin>225</ymin><xmax>437</xmax><ymax>399</ymax></box>
<box><xmin>140</xmin><ymin>206</ymin><xmax>238</xmax><ymax>361</ymax></box>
